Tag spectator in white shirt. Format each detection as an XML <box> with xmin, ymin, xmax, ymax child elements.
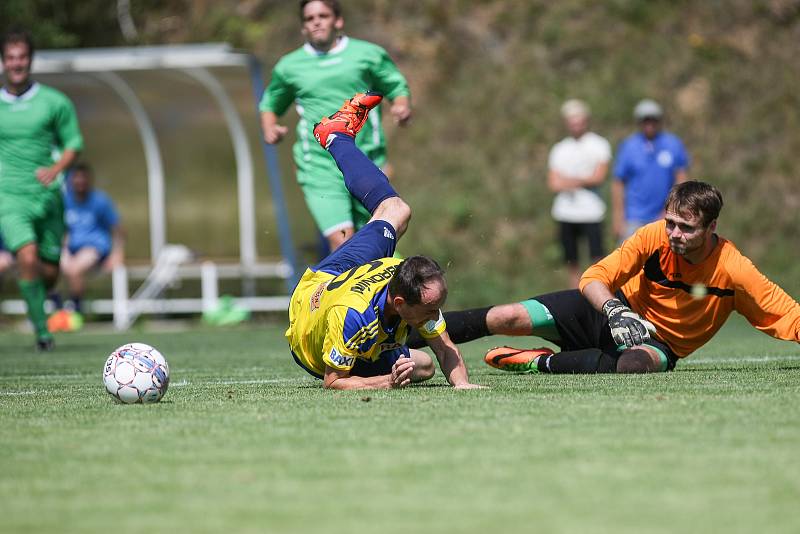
<box><xmin>547</xmin><ymin>99</ymin><xmax>612</xmax><ymax>288</ymax></box>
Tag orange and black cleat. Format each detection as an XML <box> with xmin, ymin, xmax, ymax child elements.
<box><xmin>313</xmin><ymin>91</ymin><xmax>383</xmax><ymax>149</ymax></box>
<box><xmin>484</xmin><ymin>346</ymin><xmax>555</xmax><ymax>373</ymax></box>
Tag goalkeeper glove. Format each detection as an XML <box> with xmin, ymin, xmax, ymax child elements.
<box><xmin>602</xmin><ymin>298</ymin><xmax>656</xmax><ymax>348</ymax></box>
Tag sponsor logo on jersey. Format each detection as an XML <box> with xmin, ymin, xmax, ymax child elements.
<box><xmin>309</xmin><ymin>281</ymin><xmax>330</xmax><ymax>311</ymax></box>
<box><xmin>383</xmin><ymin>226</ymin><xmax>395</xmax><ymax>240</ymax></box>
<box><xmin>350</xmin><ymin>264</ymin><xmax>398</xmax><ymax>295</ymax></box>
<box><xmin>379</xmin><ymin>342</ymin><xmax>402</xmax><ymax>352</ymax></box>
<box><xmin>328</xmin><ymin>347</ymin><xmax>354</xmax><ymax>367</ymax></box>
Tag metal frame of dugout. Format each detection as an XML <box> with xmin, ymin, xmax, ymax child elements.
<box><xmin>0</xmin><ymin>43</ymin><xmax>300</xmax><ymax>329</ymax></box>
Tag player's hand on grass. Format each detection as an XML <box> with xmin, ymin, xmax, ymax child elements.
<box><xmin>603</xmin><ymin>298</ymin><xmax>656</xmax><ymax>348</ymax></box>
<box><xmin>389</xmin><ymin>357</ymin><xmax>415</xmax><ymax>388</ymax></box>
<box><xmin>263</xmin><ymin>123</ymin><xmax>289</xmax><ymax>144</ymax></box>
<box><xmin>35</xmin><ymin>166</ymin><xmax>60</xmax><ymax>186</ymax></box>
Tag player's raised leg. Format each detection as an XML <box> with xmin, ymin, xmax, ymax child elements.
<box><xmin>313</xmin><ymin>92</ymin><xmax>411</xmax><ymax>238</ymax></box>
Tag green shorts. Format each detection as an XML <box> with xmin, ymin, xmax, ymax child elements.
<box><xmin>0</xmin><ymin>191</ymin><xmax>64</xmax><ymax>263</ymax></box>
<box><xmin>295</xmin><ymin>143</ymin><xmax>386</xmax><ymax>236</ymax></box>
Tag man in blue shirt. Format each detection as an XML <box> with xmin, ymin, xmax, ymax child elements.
<box><xmin>612</xmin><ymin>99</ymin><xmax>690</xmax><ymax>242</ymax></box>
<box><xmin>57</xmin><ymin>163</ymin><xmax>124</xmax><ymax>315</ymax></box>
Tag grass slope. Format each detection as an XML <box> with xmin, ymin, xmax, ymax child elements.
<box><xmin>1</xmin><ymin>316</ymin><xmax>799</xmax><ymax>534</ymax></box>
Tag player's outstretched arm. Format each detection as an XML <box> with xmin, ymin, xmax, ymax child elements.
<box><xmin>426</xmin><ymin>332</ymin><xmax>485</xmax><ymax>389</ymax></box>
<box><xmin>322</xmin><ymin>361</ymin><xmax>415</xmax><ymax>390</ymax></box>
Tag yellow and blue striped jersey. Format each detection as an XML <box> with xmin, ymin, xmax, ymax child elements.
<box><xmin>286</xmin><ymin>257</ymin><xmax>446</xmax><ymax>377</ymax></box>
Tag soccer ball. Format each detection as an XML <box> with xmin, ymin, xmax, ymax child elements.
<box><xmin>103</xmin><ymin>342</ymin><xmax>170</xmax><ymax>404</ymax></box>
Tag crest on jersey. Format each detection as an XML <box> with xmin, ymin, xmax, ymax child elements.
<box><xmin>657</xmin><ymin>150</ymin><xmax>674</xmax><ymax>168</ymax></box>
<box><xmin>309</xmin><ymin>281</ymin><xmax>330</xmax><ymax>311</ymax></box>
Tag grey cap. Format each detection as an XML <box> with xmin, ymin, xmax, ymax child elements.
<box><xmin>633</xmin><ymin>99</ymin><xmax>663</xmax><ymax>121</ymax></box>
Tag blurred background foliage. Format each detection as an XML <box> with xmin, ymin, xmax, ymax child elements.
<box><xmin>2</xmin><ymin>0</ymin><xmax>799</xmax><ymax>306</ymax></box>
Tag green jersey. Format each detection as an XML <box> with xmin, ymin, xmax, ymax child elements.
<box><xmin>0</xmin><ymin>82</ymin><xmax>84</xmax><ymax>197</ymax></box>
<box><xmin>259</xmin><ymin>36</ymin><xmax>410</xmax><ymax>169</ymax></box>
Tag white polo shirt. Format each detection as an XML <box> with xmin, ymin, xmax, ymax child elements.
<box><xmin>547</xmin><ymin>131</ymin><xmax>611</xmax><ymax>223</ymax></box>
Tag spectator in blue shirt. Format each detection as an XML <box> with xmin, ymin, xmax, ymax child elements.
<box><xmin>612</xmin><ymin>99</ymin><xmax>689</xmax><ymax>242</ymax></box>
<box><xmin>58</xmin><ymin>163</ymin><xmax>125</xmax><ymax>313</ymax></box>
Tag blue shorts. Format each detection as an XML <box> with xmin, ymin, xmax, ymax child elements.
<box><xmin>351</xmin><ymin>345</ymin><xmax>410</xmax><ymax>377</ymax></box>
<box><xmin>67</xmin><ymin>244</ymin><xmax>110</xmax><ymax>264</ymax></box>
<box><xmin>313</xmin><ymin>219</ymin><xmax>397</xmax><ymax>276</ymax></box>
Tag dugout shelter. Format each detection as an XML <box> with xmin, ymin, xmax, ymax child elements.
<box><xmin>0</xmin><ymin>43</ymin><xmax>300</xmax><ymax>329</ymax></box>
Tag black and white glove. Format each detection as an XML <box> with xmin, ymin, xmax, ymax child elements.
<box><xmin>602</xmin><ymin>298</ymin><xmax>656</xmax><ymax>348</ymax></box>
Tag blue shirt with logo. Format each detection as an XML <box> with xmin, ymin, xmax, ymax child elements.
<box><xmin>63</xmin><ymin>188</ymin><xmax>119</xmax><ymax>257</ymax></box>
<box><xmin>613</xmin><ymin>131</ymin><xmax>690</xmax><ymax>222</ymax></box>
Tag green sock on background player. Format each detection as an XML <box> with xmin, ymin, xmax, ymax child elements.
<box><xmin>18</xmin><ymin>278</ymin><xmax>51</xmax><ymax>340</ymax></box>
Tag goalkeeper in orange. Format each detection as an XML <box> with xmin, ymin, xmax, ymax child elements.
<box><xmin>408</xmin><ymin>181</ymin><xmax>800</xmax><ymax>373</ymax></box>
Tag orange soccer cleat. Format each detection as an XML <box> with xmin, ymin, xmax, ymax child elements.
<box><xmin>47</xmin><ymin>309</ymin><xmax>84</xmax><ymax>333</ymax></box>
<box><xmin>313</xmin><ymin>91</ymin><xmax>383</xmax><ymax>149</ymax></box>
<box><xmin>484</xmin><ymin>346</ymin><xmax>555</xmax><ymax>373</ymax></box>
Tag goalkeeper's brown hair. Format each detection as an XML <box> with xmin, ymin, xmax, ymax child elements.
<box><xmin>664</xmin><ymin>181</ymin><xmax>723</xmax><ymax>227</ymax></box>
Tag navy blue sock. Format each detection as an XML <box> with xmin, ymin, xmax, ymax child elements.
<box><xmin>328</xmin><ymin>135</ymin><xmax>398</xmax><ymax>214</ymax></box>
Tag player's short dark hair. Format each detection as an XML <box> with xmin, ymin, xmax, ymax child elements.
<box><xmin>1</xmin><ymin>27</ymin><xmax>34</xmax><ymax>59</ymax></box>
<box><xmin>664</xmin><ymin>181</ymin><xmax>724</xmax><ymax>227</ymax></box>
<box><xmin>299</xmin><ymin>0</ymin><xmax>342</xmax><ymax>21</ymax></box>
<box><xmin>388</xmin><ymin>256</ymin><xmax>447</xmax><ymax>306</ymax></box>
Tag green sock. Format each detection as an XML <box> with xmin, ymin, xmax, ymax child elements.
<box><xmin>19</xmin><ymin>279</ymin><xmax>51</xmax><ymax>340</ymax></box>
<box><xmin>520</xmin><ymin>298</ymin><xmax>560</xmax><ymax>340</ymax></box>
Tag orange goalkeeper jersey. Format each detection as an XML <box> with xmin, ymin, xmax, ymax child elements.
<box><xmin>580</xmin><ymin>221</ymin><xmax>800</xmax><ymax>357</ymax></box>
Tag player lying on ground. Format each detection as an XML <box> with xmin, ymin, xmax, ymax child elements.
<box><xmin>407</xmin><ymin>181</ymin><xmax>800</xmax><ymax>373</ymax></box>
<box><xmin>285</xmin><ymin>92</ymin><xmax>482</xmax><ymax>390</ymax></box>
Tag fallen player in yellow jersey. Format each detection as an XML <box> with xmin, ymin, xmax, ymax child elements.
<box><xmin>285</xmin><ymin>92</ymin><xmax>483</xmax><ymax>390</ymax></box>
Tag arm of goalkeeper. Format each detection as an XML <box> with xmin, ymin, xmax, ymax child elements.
<box><xmin>602</xmin><ymin>298</ymin><xmax>657</xmax><ymax>348</ymax></box>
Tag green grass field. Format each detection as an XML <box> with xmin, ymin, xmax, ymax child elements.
<box><xmin>2</xmin><ymin>316</ymin><xmax>799</xmax><ymax>534</ymax></box>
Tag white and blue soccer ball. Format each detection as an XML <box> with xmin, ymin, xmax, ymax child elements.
<box><xmin>103</xmin><ymin>343</ymin><xmax>170</xmax><ymax>404</ymax></box>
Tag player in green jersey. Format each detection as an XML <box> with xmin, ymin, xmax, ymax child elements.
<box><xmin>260</xmin><ymin>0</ymin><xmax>412</xmax><ymax>253</ymax></box>
<box><xmin>0</xmin><ymin>29</ymin><xmax>84</xmax><ymax>350</ymax></box>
